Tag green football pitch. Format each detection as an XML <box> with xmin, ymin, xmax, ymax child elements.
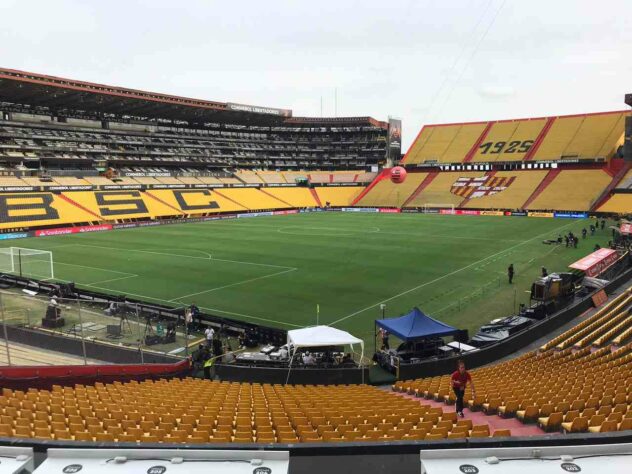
<box><xmin>0</xmin><ymin>213</ymin><xmax>612</xmax><ymax>346</ymax></box>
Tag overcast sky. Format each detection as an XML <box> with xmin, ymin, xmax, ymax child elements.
<box><xmin>2</xmin><ymin>0</ymin><xmax>631</xmax><ymax>150</ymax></box>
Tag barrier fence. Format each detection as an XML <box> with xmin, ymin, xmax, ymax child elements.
<box><xmin>0</xmin><ymin>289</ymin><xmax>192</xmax><ymax>366</ymax></box>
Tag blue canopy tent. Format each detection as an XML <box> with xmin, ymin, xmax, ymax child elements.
<box><xmin>375</xmin><ymin>307</ymin><xmax>459</xmax><ymax>341</ymax></box>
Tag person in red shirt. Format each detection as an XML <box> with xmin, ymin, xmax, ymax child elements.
<box><xmin>451</xmin><ymin>360</ymin><xmax>476</xmax><ymax>417</ymax></box>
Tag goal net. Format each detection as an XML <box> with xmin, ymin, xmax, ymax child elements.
<box><xmin>0</xmin><ymin>247</ymin><xmax>54</xmax><ymax>280</ymax></box>
<box><xmin>422</xmin><ymin>203</ymin><xmax>455</xmax><ymax>214</ymax></box>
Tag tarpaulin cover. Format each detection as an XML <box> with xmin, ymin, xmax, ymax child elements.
<box><xmin>375</xmin><ymin>307</ymin><xmax>459</xmax><ymax>341</ymax></box>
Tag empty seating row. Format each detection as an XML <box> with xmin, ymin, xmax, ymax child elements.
<box><xmin>0</xmin><ymin>380</ymin><xmax>495</xmax><ymax>444</ymax></box>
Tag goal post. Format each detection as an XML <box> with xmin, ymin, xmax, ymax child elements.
<box><xmin>422</xmin><ymin>203</ymin><xmax>456</xmax><ymax>214</ymax></box>
<box><xmin>0</xmin><ymin>247</ymin><xmax>54</xmax><ymax>280</ymax></box>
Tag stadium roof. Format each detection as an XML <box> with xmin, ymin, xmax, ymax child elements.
<box><xmin>0</xmin><ymin>67</ymin><xmax>387</xmax><ymax>128</ymax></box>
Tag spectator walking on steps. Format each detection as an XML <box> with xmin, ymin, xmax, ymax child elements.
<box><xmin>452</xmin><ymin>360</ymin><xmax>475</xmax><ymax>418</ymax></box>
<box><xmin>508</xmin><ymin>264</ymin><xmax>514</xmax><ymax>284</ymax></box>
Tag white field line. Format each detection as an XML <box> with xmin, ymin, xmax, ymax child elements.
<box><xmin>169</xmin><ymin>268</ymin><xmax>297</xmax><ymax>302</ymax></box>
<box><xmin>72</xmin><ymin>244</ymin><xmax>295</xmax><ymax>270</ymax></box>
<box><xmin>54</xmin><ymin>261</ymin><xmax>136</xmax><ymax>276</ymax></box>
<box><xmin>329</xmin><ymin>220</ymin><xmax>578</xmax><ymax>326</ymax></box>
<box><xmin>85</xmin><ymin>274</ymin><xmax>139</xmax><ymax>286</ymax></box>
<box><xmin>67</xmin><ymin>284</ymin><xmax>301</xmax><ymax>328</ymax></box>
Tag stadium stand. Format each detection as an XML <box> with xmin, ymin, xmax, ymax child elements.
<box><xmin>217</xmin><ymin>188</ymin><xmax>289</xmax><ymax>210</ymax></box>
<box><xmin>463</xmin><ymin>170</ymin><xmax>549</xmax><ymax>209</ymax></box>
<box><xmin>61</xmin><ymin>191</ymin><xmax>182</xmax><ymax>220</ymax></box>
<box><xmin>403</xmin><ymin>111</ymin><xmax>628</xmax><ymax>164</ymax></box>
<box><xmin>468</xmin><ymin>118</ymin><xmax>548</xmax><ymax>162</ymax></box>
<box><xmin>264</xmin><ymin>187</ymin><xmax>319</xmax><ymax>207</ymax></box>
<box><xmin>356</xmin><ymin>172</ymin><xmax>428</xmax><ymax>208</ymax></box>
<box><xmin>533</xmin><ymin>111</ymin><xmax>627</xmax><ymax>161</ymax></box>
<box><xmin>393</xmin><ymin>284</ymin><xmax>632</xmax><ymax>435</ymax></box>
<box><xmin>526</xmin><ymin>169</ymin><xmax>612</xmax><ymax>211</ymax></box>
<box><xmin>0</xmin><ymin>380</ymin><xmax>493</xmax><ymax>443</ymax></box>
<box><xmin>404</xmin><ymin>122</ymin><xmax>488</xmax><ymax>164</ymax></box>
<box><xmin>144</xmin><ymin>189</ymin><xmax>246</xmax><ymax>214</ymax></box>
<box><xmin>315</xmin><ymin>187</ymin><xmax>364</xmax><ymax>207</ymax></box>
<box><xmin>407</xmin><ymin>172</ymin><xmax>481</xmax><ymax>208</ymax></box>
<box><xmin>0</xmin><ymin>192</ymin><xmax>97</xmax><ymax>230</ymax></box>
<box><xmin>597</xmin><ymin>194</ymin><xmax>632</xmax><ymax>214</ymax></box>
<box><xmin>256</xmin><ymin>171</ymin><xmax>286</xmax><ymax>184</ymax></box>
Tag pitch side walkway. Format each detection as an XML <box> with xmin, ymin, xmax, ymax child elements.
<box><xmin>394</xmin><ymin>391</ymin><xmax>547</xmax><ymax>437</ymax></box>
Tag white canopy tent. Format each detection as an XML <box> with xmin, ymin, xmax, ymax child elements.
<box><xmin>285</xmin><ymin>325</ymin><xmax>365</xmax><ymax>383</ymax></box>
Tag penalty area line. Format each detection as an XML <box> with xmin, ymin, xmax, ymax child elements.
<box><xmin>328</xmin><ymin>220</ymin><xmax>578</xmax><ymax>327</ymax></box>
<box><xmin>168</xmin><ymin>268</ymin><xmax>297</xmax><ymax>302</ymax></box>
<box><xmin>74</xmin><ymin>284</ymin><xmax>302</xmax><ymax>328</ymax></box>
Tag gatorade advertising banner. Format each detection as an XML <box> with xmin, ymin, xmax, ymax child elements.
<box><xmin>480</xmin><ymin>211</ymin><xmax>504</xmax><ymax>216</ymax></box>
<box><xmin>528</xmin><ymin>211</ymin><xmax>555</xmax><ymax>218</ymax></box>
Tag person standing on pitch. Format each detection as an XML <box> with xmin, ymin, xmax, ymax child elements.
<box><xmin>508</xmin><ymin>264</ymin><xmax>514</xmax><ymax>284</ymax></box>
<box><xmin>451</xmin><ymin>360</ymin><xmax>475</xmax><ymax>417</ymax></box>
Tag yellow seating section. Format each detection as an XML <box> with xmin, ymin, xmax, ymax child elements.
<box><xmin>541</xmin><ymin>287</ymin><xmax>632</xmax><ymax>351</ymax></box>
<box><xmin>20</xmin><ymin>177</ymin><xmax>56</xmax><ymax>188</ymax></box>
<box><xmin>0</xmin><ymin>177</ymin><xmax>29</xmax><ymax>187</ymax></box>
<box><xmin>0</xmin><ymin>380</ymin><xmax>495</xmax><ymax>443</ymax></box>
<box><xmin>527</xmin><ymin>170</ymin><xmax>611</xmax><ymax>211</ymax></box>
<box><xmin>256</xmin><ymin>172</ymin><xmax>286</xmax><ymax>184</ymax></box>
<box><xmin>156</xmin><ymin>177</ymin><xmax>186</xmax><ymax>185</ymax></box>
<box><xmin>82</xmin><ymin>177</ymin><xmax>116</xmax><ymax>186</ymax></box>
<box><xmin>0</xmin><ymin>193</ymin><xmax>97</xmax><ymax>230</ymax></box>
<box><xmin>617</xmin><ymin>170</ymin><xmax>632</xmax><ymax>190</ymax></box>
<box><xmin>331</xmin><ymin>171</ymin><xmax>359</xmax><ymax>183</ymax></box>
<box><xmin>407</xmin><ymin>172</ymin><xmax>480</xmax><ymax>207</ymax></box>
<box><xmin>282</xmin><ymin>172</ymin><xmax>308</xmax><ymax>184</ymax></box>
<box><xmin>218</xmin><ymin>188</ymin><xmax>287</xmax><ymax>210</ymax></box>
<box><xmin>469</xmin><ymin>119</ymin><xmax>547</xmax><ymax>162</ymax></box>
<box><xmin>176</xmin><ymin>177</ymin><xmax>204</xmax><ymax>185</ymax></box>
<box><xmin>394</xmin><ymin>284</ymin><xmax>632</xmax><ymax>435</ymax></box>
<box><xmin>197</xmin><ymin>177</ymin><xmax>223</xmax><ymax>185</ymax></box>
<box><xmin>405</xmin><ymin>123</ymin><xmax>488</xmax><ymax>164</ymax></box>
<box><xmin>263</xmin><ymin>188</ymin><xmax>319</xmax><ymax>207</ymax></box>
<box><xmin>219</xmin><ymin>177</ymin><xmax>241</xmax><ymax>185</ymax></box>
<box><xmin>51</xmin><ymin>177</ymin><xmax>90</xmax><ymax>186</ymax></box>
<box><xmin>315</xmin><ymin>187</ymin><xmax>363</xmax><ymax>207</ymax></box>
<box><xmin>597</xmin><ymin>194</ymin><xmax>632</xmax><ymax>214</ymax></box>
<box><xmin>133</xmin><ymin>177</ymin><xmax>161</xmax><ymax>186</ymax></box>
<box><xmin>534</xmin><ymin>112</ymin><xmax>627</xmax><ymax>161</ymax></box>
<box><xmin>356</xmin><ymin>173</ymin><xmax>428</xmax><ymax>207</ymax></box>
<box><xmin>356</xmin><ymin>172</ymin><xmax>378</xmax><ymax>183</ymax></box>
<box><xmin>148</xmin><ymin>189</ymin><xmax>246</xmax><ymax>214</ymax></box>
<box><xmin>62</xmin><ymin>191</ymin><xmax>179</xmax><ymax>220</ymax></box>
<box><xmin>463</xmin><ymin>170</ymin><xmax>548</xmax><ymax>209</ymax></box>
<box><xmin>236</xmin><ymin>171</ymin><xmax>264</xmax><ymax>184</ymax></box>
<box><xmin>405</xmin><ymin>111</ymin><xmax>628</xmax><ymax>164</ymax></box>
<box><xmin>308</xmin><ymin>172</ymin><xmax>331</xmax><ymax>184</ymax></box>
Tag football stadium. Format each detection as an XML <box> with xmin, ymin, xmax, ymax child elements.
<box><xmin>1</xmin><ymin>3</ymin><xmax>632</xmax><ymax>473</ymax></box>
